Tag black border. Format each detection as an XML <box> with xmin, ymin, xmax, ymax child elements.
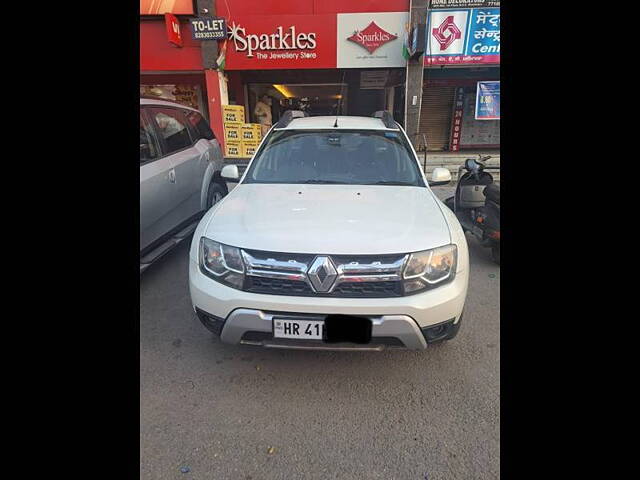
<box><xmin>16</xmin><ymin>1</ymin><xmax>615</xmax><ymax>477</ymax></box>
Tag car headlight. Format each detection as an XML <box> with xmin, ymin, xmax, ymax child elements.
<box><xmin>402</xmin><ymin>244</ymin><xmax>457</xmax><ymax>294</ymax></box>
<box><xmin>199</xmin><ymin>237</ymin><xmax>245</xmax><ymax>289</ymax></box>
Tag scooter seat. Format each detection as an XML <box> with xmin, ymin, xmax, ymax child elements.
<box><xmin>483</xmin><ymin>183</ymin><xmax>500</xmax><ymax>205</ymax></box>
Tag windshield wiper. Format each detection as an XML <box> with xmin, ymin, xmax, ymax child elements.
<box><xmin>300</xmin><ymin>179</ymin><xmax>347</xmax><ymax>184</ymax></box>
<box><xmin>368</xmin><ymin>181</ymin><xmax>418</xmax><ymax>186</ymax></box>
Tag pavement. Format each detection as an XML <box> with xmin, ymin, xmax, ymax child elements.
<box><xmin>140</xmin><ymin>186</ymin><xmax>500</xmax><ymax>480</ymax></box>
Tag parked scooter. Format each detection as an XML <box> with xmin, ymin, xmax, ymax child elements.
<box><xmin>444</xmin><ymin>155</ymin><xmax>500</xmax><ymax>264</ymax></box>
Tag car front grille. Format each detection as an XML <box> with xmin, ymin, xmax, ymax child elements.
<box><xmin>332</xmin><ymin>281</ymin><xmax>402</xmax><ymax>297</ymax></box>
<box><xmin>240</xmin><ymin>248</ymin><xmax>407</xmax><ymax>298</ymax></box>
<box><xmin>246</xmin><ymin>276</ymin><xmax>315</xmax><ymax>295</ymax></box>
<box><xmin>245</xmin><ymin>276</ymin><xmax>402</xmax><ymax>298</ymax></box>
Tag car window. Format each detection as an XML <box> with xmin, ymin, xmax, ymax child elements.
<box><xmin>244</xmin><ymin>130</ymin><xmax>425</xmax><ymax>186</ymax></box>
<box><xmin>140</xmin><ymin>110</ymin><xmax>159</xmax><ymax>163</ymax></box>
<box><xmin>148</xmin><ymin>107</ymin><xmax>193</xmax><ymax>154</ymax></box>
<box><xmin>185</xmin><ymin>110</ymin><xmax>215</xmax><ymax>141</ymax></box>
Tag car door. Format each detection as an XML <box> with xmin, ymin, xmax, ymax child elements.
<box><xmin>186</xmin><ymin>107</ymin><xmax>223</xmax><ymax>165</ymax></box>
<box><xmin>139</xmin><ymin>107</ymin><xmax>176</xmax><ymax>252</ymax></box>
<box><xmin>147</xmin><ymin>106</ymin><xmax>204</xmax><ymax>222</ymax></box>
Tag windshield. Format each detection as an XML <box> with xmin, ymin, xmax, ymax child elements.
<box><xmin>243</xmin><ymin>130</ymin><xmax>425</xmax><ymax>187</ymax></box>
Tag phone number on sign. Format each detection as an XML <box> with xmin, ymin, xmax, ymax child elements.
<box><xmin>194</xmin><ymin>32</ymin><xmax>225</xmax><ymax>39</ymax></box>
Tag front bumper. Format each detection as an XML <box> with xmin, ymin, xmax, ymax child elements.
<box><xmin>189</xmin><ymin>259</ymin><xmax>468</xmax><ymax>350</ymax></box>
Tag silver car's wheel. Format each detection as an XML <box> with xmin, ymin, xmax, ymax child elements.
<box><xmin>206</xmin><ymin>182</ymin><xmax>226</xmax><ymax>210</ymax></box>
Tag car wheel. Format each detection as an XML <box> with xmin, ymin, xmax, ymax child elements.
<box><xmin>206</xmin><ymin>181</ymin><xmax>226</xmax><ymax>210</ymax></box>
<box><xmin>491</xmin><ymin>245</ymin><xmax>500</xmax><ymax>265</ymax></box>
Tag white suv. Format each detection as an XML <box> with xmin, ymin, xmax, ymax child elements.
<box><xmin>189</xmin><ymin>111</ymin><xmax>469</xmax><ymax>350</ymax></box>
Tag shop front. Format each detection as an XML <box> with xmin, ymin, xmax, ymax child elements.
<box><xmin>215</xmin><ymin>4</ymin><xmax>410</xmax><ymax>157</ymax></box>
<box><xmin>419</xmin><ymin>1</ymin><xmax>500</xmax><ymax>152</ymax></box>
<box><xmin>227</xmin><ymin>68</ymin><xmax>406</xmax><ymax>128</ymax></box>
<box><xmin>140</xmin><ymin>5</ymin><xmax>210</xmax><ymax>118</ymax></box>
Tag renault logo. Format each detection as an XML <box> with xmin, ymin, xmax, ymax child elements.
<box><xmin>307</xmin><ymin>256</ymin><xmax>338</xmax><ymax>293</ymax></box>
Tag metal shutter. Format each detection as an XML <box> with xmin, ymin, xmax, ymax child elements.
<box><xmin>418</xmin><ymin>86</ymin><xmax>455</xmax><ymax>151</ymax></box>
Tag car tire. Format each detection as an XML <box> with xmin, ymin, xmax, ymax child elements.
<box><xmin>491</xmin><ymin>245</ymin><xmax>500</xmax><ymax>265</ymax></box>
<box><xmin>206</xmin><ymin>180</ymin><xmax>226</xmax><ymax>210</ymax></box>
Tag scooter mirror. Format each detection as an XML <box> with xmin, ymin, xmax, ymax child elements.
<box><xmin>429</xmin><ymin>167</ymin><xmax>452</xmax><ymax>186</ymax></box>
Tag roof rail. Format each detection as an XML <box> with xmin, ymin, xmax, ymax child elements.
<box><xmin>373</xmin><ymin>110</ymin><xmax>397</xmax><ymax>129</ymax></box>
<box><xmin>275</xmin><ymin>110</ymin><xmax>309</xmax><ymax>128</ymax></box>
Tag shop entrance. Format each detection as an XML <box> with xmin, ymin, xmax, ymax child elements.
<box><xmin>225</xmin><ymin>69</ymin><xmax>406</xmax><ymax>129</ymax></box>
<box><xmin>246</xmin><ymin>83</ymin><xmax>348</xmax><ymax>126</ymax></box>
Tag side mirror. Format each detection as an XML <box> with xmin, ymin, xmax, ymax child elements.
<box><xmin>221</xmin><ymin>164</ymin><xmax>240</xmax><ymax>181</ymax></box>
<box><xmin>428</xmin><ymin>167</ymin><xmax>451</xmax><ymax>186</ymax></box>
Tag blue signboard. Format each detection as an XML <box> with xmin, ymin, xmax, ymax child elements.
<box><xmin>466</xmin><ymin>8</ymin><xmax>500</xmax><ymax>56</ymax></box>
<box><xmin>425</xmin><ymin>7</ymin><xmax>500</xmax><ymax>65</ymax></box>
<box><xmin>475</xmin><ymin>81</ymin><xmax>500</xmax><ymax>120</ymax></box>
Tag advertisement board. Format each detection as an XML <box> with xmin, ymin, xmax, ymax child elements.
<box><xmin>475</xmin><ymin>81</ymin><xmax>500</xmax><ymax>120</ymax></box>
<box><xmin>223</xmin><ymin>12</ymin><xmax>409</xmax><ymax>70</ymax></box>
<box><xmin>140</xmin><ymin>0</ymin><xmax>194</xmax><ymax>15</ymax></box>
<box><xmin>165</xmin><ymin>13</ymin><xmax>183</xmax><ymax>47</ymax></box>
<box><xmin>225</xmin><ymin>15</ymin><xmax>337</xmax><ymax>70</ymax></box>
<box><xmin>449</xmin><ymin>87</ymin><xmax>465</xmax><ymax>152</ymax></box>
<box><xmin>425</xmin><ymin>7</ymin><xmax>499</xmax><ymax>65</ymax></box>
<box><xmin>336</xmin><ymin>12</ymin><xmax>409</xmax><ymax>68</ymax></box>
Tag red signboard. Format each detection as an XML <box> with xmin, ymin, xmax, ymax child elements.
<box><xmin>224</xmin><ymin>15</ymin><xmax>337</xmax><ymax>70</ymax></box>
<box><xmin>449</xmin><ymin>87</ymin><xmax>465</xmax><ymax>152</ymax></box>
<box><xmin>165</xmin><ymin>13</ymin><xmax>183</xmax><ymax>47</ymax></box>
<box><xmin>140</xmin><ymin>21</ymin><xmax>202</xmax><ymax>71</ymax></box>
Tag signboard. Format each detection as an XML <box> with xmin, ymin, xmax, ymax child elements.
<box><xmin>430</xmin><ymin>0</ymin><xmax>500</xmax><ymax>8</ymax></box>
<box><xmin>425</xmin><ymin>7</ymin><xmax>500</xmax><ymax>65</ymax></box>
<box><xmin>475</xmin><ymin>81</ymin><xmax>500</xmax><ymax>120</ymax></box>
<box><xmin>406</xmin><ymin>23</ymin><xmax>426</xmax><ymax>59</ymax></box>
<box><xmin>165</xmin><ymin>13</ymin><xmax>182</xmax><ymax>47</ymax></box>
<box><xmin>360</xmin><ymin>71</ymin><xmax>389</xmax><ymax>89</ymax></box>
<box><xmin>140</xmin><ymin>0</ymin><xmax>194</xmax><ymax>15</ymax></box>
<box><xmin>223</xmin><ymin>12</ymin><xmax>408</xmax><ymax>70</ymax></box>
<box><xmin>449</xmin><ymin>87</ymin><xmax>465</xmax><ymax>152</ymax></box>
<box><xmin>337</xmin><ymin>12</ymin><xmax>408</xmax><ymax>68</ymax></box>
<box><xmin>190</xmin><ymin>17</ymin><xmax>227</xmax><ymax>41</ymax></box>
<box><xmin>225</xmin><ymin>15</ymin><xmax>337</xmax><ymax>70</ymax></box>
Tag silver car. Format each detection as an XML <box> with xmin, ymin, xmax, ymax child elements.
<box><xmin>140</xmin><ymin>98</ymin><xmax>226</xmax><ymax>273</ymax></box>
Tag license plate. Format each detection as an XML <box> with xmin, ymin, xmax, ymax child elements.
<box><xmin>273</xmin><ymin>318</ymin><xmax>324</xmax><ymax>340</ymax></box>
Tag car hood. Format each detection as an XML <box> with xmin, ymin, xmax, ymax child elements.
<box><xmin>203</xmin><ymin>184</ymin><xmax>451</xmax><ymax>255</ymax></box>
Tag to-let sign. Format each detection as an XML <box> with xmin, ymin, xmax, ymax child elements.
<box><xmin>190</xmin><ymin>16</ymin><xmax>227</xmax><ymax>41</ymax></box>
<box><xmin>165</xmin><ymin>13</ymin><xmax>183</xmax><ymax>47</ymax></box>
